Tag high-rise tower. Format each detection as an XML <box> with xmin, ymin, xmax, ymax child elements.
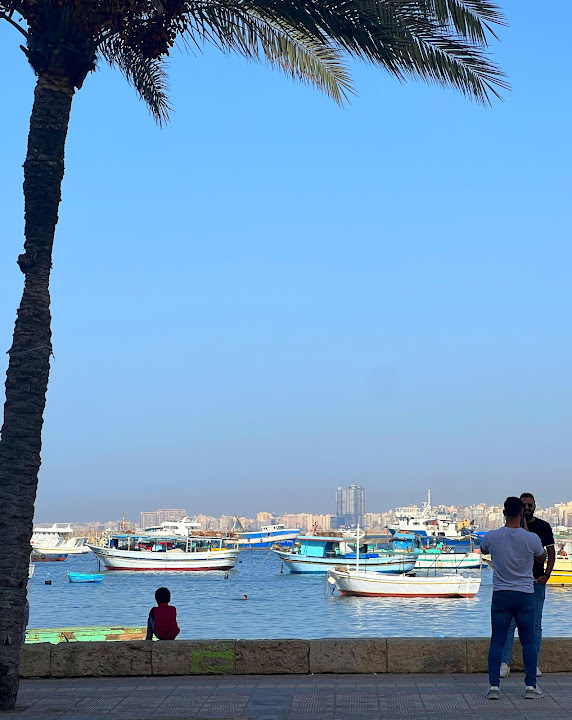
<box><xmin>335</xmin><ymin>485</ymin><xmax>365</xmax><ymax>527</ymax></box>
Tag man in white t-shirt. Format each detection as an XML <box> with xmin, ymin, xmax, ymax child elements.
<box><xmin>480</xmin><ymin>496</ymin><xmax>546</xmax><ymax>700</ymax></box>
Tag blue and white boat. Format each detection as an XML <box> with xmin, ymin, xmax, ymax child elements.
<box><xmin>232</xmin><ymin>524</ymin><xmax>301</xmax><ymax>549</ymax></box>
<box><xmin>273</xmin><ymin>533</ymin><xmax>416</xmax><ymax>573</ymax></box>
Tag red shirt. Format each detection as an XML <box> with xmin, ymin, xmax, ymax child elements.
<box><xmin>151</xmin><ymin>604</ymin><xmax>180</xmax><ymax>640</ymax></box>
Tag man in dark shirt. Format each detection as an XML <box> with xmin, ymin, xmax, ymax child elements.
<box><xmin>500</xmin><ymin>492</ymin><xmax>555</xmax><ymax>677</ymax></box>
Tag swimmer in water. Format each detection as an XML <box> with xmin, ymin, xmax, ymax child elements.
<box><xmin>242</xmin><ymin>594</ymin><xmax>248</xmax><ymax>600</ymax></box>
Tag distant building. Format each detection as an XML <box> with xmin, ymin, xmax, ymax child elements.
<box><xmin>139</xmin><ymin>512</ymin><xmax>157</xmax><ymax>528</ymax></box>
<box><xmin>156</xmin><ymin>509</ymin><xmax>188</xmax><ymax>524</ymax></box>
<box><xmin>334</xmin><ymin>485</ymin><xmax>365</xmax><ymax>528</ymax></box>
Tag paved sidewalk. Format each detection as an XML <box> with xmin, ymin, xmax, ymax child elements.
<box><xmin>7</xmin><ymin>673</ymin><xmax>572</xmax><ymax>719</ymax></box>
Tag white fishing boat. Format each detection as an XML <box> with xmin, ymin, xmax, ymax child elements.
<box><xmin>89</xmin><ymin>532</ymin><xmax>239</xmax><ymax>571</ymax></box>
<box><xmin>31</xmin><ymin>523</ymin><xmax>90</xmax><ymax>555</ymax></box>
<box><xmin>327</xmin><ymin>567</ymin><xmax>482</xmax><ymax>597</ymax></box>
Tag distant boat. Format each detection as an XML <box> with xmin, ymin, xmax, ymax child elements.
<box><xmin>232</xmin><ymin>524</ymin><xmax>301</xmax><ymax>549</ymax></box>
<box><xmin>28</xmin><ymin>564</ymin><xmax>35</xmax><ymax>578</ymax></box>
<box><xmin>67</xmin><ymin>572</ymin><xmax>105</xmax><ymax>583</ymax></box>
<box><xmin>273</xmin><ymin>532</ymin><xmax>416</xmax><ymax>573</ymax></box>
<box><xmin>327</xmin><ymin>567</ymin><xmax>482</xmax><ymax>598</ymax></box>
<box><xmin>89</xmin><ymin>532</ymin><xmax>239</xmax><ymax>571</ymax></box>
<box><xmin>31</xmin><ymin>523</ymin><xmax>90</xmax><ymax>555</ymax></box>
<box><xmin>388</xmin><ymin>490</ymin><xmax>477</xmax><ymax>542</ymax></box>
<box><xmin>31</xmin><ymin>550</ymin><xmax>68</xmax><ymax>562</ymax></box>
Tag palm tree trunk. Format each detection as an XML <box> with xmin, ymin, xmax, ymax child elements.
<box><xmin>0</xmin><ymin>73</ymin><xmax>74</xmax><ymax>711</ymax></box>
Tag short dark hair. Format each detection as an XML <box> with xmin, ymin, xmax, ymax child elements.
<box><xmin>520</xmin><ymin>492</ymin><xmax>535</xmax><ymax>502</ymax></box>
<box><xmin>155</xmin><ymin>587</ymin><xmax>171</xmax><ymax>604</ymax></box>
<box><xmin>504</xmin><ymin>496</ymin><xmax>523</xmax><ymax>518</ymax></box>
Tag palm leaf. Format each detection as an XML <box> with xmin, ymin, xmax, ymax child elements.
<box><xmin>100</xmin><ymin>38</ymin><xmax>172</xmax><ymax>124</ymax></box>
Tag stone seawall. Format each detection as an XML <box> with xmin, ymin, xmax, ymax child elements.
<box><xmin>19</xmin><ymin>638</ymin><xmax>572</xmax><ymax>677</ymax></box>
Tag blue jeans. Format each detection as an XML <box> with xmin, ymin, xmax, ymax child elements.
<box><xmin>501</xmin><ymin>582</ymin><xmax>545</xmax><ymax>665</ymax></box>
<box><xmin>488</xmin><ymin>590</ymin><xmax>537</xmax><ymax>687</ymax></box>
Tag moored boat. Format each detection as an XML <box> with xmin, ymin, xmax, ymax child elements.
<box><xmin>31</xmin><ymin>550</ymin><xmax>68</xmax><ymax>562</ymax></box>
<box><xmin>548</xmin><ymin>558</ymin><xmax>572</xmax><ymax>585</ymax></box>
<box><xmin>388</xmin><ymin>490</ymin><xmax>477</xmax><ymax>542</ymax></box>
<box><xmin>89</xmin><ymin>532</ymin><xmax>239</xmax><ymax>571</ymax></box>
<box><xmin>386</xmin><ymin>532</ymin><xmax>483</xmax><ymax>569</ymax></box>
<box><xmin>67</xmin><ymin>572</ymin><xmax>105</xmax><ymax>583</ymax></box>
<box><xmin>31</xmin><ymin>523</ymin><xmax>90</xmax><ymax>554</ymax></box>
<box><xmin>327</xmin><ymin>567</ymin><xmax>482</xmax><ymax>597</ymax></box>
<box><xmin>232</xmin><ymin>524</ymin><xmax>301</xmax><ymax>549</ymax></box>
<box><xmin>273</xmin><ymin>533</ymin><xmax>416</xmax><ymax>573</ymax></box>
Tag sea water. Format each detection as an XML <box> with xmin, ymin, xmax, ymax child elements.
<box><xmin>27</xmin><ymin>551</ymin><xmax>572</xmax><ymax>639</ymax></box>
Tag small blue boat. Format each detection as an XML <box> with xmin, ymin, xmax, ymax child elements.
<box><xmin>67</xmin><ymin>572</ymin><xmax>105</xmax><ymax>583</ymax></box>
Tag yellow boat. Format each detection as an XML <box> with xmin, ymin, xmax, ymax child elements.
<box><xmin>548</xmin><ymin>558</ymin><xmax>572</xmax><ymax>585</ymax></box>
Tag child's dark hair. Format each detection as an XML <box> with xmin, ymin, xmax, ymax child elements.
<box><xmin>155</xmin><ymin>587</ymin><xmax>171</xmax><ymax>604</ymax></box>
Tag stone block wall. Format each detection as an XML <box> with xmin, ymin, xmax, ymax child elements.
<box><xmin>19</xmin><ymin>637</ymin><xmax>572</xmax><ymax>678</ymax></box>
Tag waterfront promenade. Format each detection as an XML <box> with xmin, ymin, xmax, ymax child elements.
<box><xmin>7</xmin><ymin>673</ymin><xmax>572</xmax><ymax>719</ymax></box>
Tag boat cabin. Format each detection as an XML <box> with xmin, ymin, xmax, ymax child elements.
<box><xmin>293</xmin><ymin>535</ymin><xmax>379</xmax><ymax>559</ymax></box>
<box><xmin>106</xmin><ymin>534</ymin><xmax>228</xmax><ymax>553</ymax></box>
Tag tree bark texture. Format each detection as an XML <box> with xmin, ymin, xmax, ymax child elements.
<box><xmin>0</xmin><ymin>74</ymin><xmax>74</xmax><ymax>710</ymax></box>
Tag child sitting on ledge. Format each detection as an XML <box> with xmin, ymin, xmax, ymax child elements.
<box><xmin>146</xmin><ymin>587</ymin><xmax>180</xmax><ymax>640</ymax></box>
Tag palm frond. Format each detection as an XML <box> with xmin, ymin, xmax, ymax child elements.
<box><xmin>419</xmin><ymin>0</ymin><xmax>507</xmax><ymax>42</ymax></box>
<box><xmin>100</xmin><ymin>38</ymin><xmax>172</xmax><ymax>124</ymax></box>
<box><xmin>177</xmin><ymin>5</ymin><xmax>353</xmax><ymax>104</ymax></box>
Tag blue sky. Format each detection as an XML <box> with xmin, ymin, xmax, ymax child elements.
<box><xmin>1</xmin><ymin>0</ymin><xmax>571</xmax><ymax>522</ymax></box>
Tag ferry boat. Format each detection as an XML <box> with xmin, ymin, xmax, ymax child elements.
<box><xmin>89</xmin><ymin>533</ymin><xmax>239</xmax><ymax>571</ymax></box>
<box><xmin>31</xmin><ymin>523</ymin><xmax>90</xmax><ymax>555</ymax></box>
<box><xmin>388</xmin><ymin>490</ymin><xmax>477</xmax><ymax>542</ymax></box>
<box><xmin>273</xmin><ymin>533</ymin><xmax>416</xmax><ymax>573</ymax></box>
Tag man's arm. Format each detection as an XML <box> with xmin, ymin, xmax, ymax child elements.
<box><xmin>537</xmin><ymin>544</ymin><xmax>555</xmax><ymax>585</ymax></box>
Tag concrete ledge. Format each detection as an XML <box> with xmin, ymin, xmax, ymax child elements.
<box><xmin>152</xmin><ymin>640</ymin><xmax>235</xmax><ymax>675</ymax></box>
<box><xmin>19</xmin><ymin>643</ymin><xmax>51</xmax><ymax>678</ymax></box>
<box><xmin>387</xmin><ymin>638</ymin><xmax>467</xmax><ymax>673</ymax></box>
<box><xmin>236</xmin><ymin>639</ymin><xmax>309</xmax><ymax>674</ymax></box>
<box><xmin>19</xmin><ymin>637</ymin><xmax>572</xmax><ymax>678</ymax></box>
<box><xmin>310</xmin><ymin>638</ymin><xmax>387</xmax><ymax>673</ymax></box>
<box><xmin>50</xmin><ymin>641</ymin><xmax>152</xmax><ymax>677</ymax></box>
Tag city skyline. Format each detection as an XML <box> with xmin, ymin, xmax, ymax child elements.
<box><xmin>34</xmin><ymin>493</ymin><xmax>572</xmax><ymax>530</ymax></box>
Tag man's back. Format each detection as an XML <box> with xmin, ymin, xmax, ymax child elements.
<box><xmin>482</xmin><ymin>527</ymin><xmax>543</xmax><ymax>593</ymax></box>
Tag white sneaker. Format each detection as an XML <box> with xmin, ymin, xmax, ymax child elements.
<box><xmin>536</xmin><ymin>667</ymin><xmax>542</xmax><ymax>677</ymax></box>
<box><xmin>525</xmin><ymin>685</ymin><xmax>543</xmax><ymax>699</ymax></box>
<box><xmin>500</xmin><ymin>662</ymin><xmax>510</xmax><ymax>678</ymax></box>
<box><xmin>487</xmin><ymin>685</ymin><xmax>500</xmax><ymax>700</ymax></box>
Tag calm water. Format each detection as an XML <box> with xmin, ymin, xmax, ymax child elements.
<box><xmin>28</xmin><ymin>551</ymin><xmax>572</xmax><ymax>638</ymax></box>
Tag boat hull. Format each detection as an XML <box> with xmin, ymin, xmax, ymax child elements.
<box><xmin>31</xmin><ymin>551</ymin><xmax>68</xmax><ymax>562</ymax></box>
<box><xmin>67</xmin><ymin>573</ymin><xmax>105</xmax><ymax>583</ymax></box>
<box><xmin>329</xmin><ymin>569</ymin><xmax>481</xmax><ymax>597</ymax></box>
<box><xmin>274</xmin><ymin>551</ymin><xmax>416</xmax><ymax>574</ymax></box>
<box><xmin>548</xmin><ymin>559</ymin><xmax>572</xmax><ymax>585</ymax></box>
<box><xmin>89</xmin><ymin>546</ymin><xmax>239</xmax><ymax>571</ymax></box>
